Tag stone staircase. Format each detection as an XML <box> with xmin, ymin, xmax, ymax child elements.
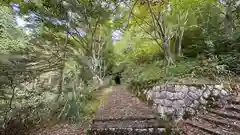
<box><xmin>88</xmin><ymin>117</ymin><xmax>167</xmax><ymax>135</ymax></box>
<box><xmin>181</xmin><ymin>98</ymin><xmax>240</xmax><ymax>135</ymax></box>
<box><xmin>87</xmin><ymin>86</ymin><xmax>171</xmax><ymax>135</ymax></box>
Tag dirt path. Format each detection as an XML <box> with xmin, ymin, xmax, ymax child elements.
<box><xmin>94</xmin><ymin>85</ymin><xmax>156</xmax><ymax>120</ymax></box>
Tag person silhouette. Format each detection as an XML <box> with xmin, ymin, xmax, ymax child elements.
<box><xmin>114</xmin><ymin>73</ymin><xmax>121</xmax><ymax>84</ymax></box>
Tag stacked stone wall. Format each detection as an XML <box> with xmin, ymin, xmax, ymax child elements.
<box><xmin>144</xmin><ymin>84</ymin><xmax>232</xmax><ymax>120</ymax></box>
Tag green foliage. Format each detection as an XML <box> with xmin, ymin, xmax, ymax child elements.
<box><xmin>123</xmin><ymin>60</ymin><xmax>195</xmax><ymax>85</ymax></box>
<box><xmin>123</xmin><ymin>57</ymin><xmax>234</xmax><ymax>93</ymax></box>
<box><xmin>0</xmin><ymin>6</ymin><xmax>26</xmax><ymax>52</ymax></box>
<box><xmin>219</xmin><ymin>54</ymin><xmax>240</xmax><ymax>75</ymax></box>
<box><xmin>56</xmin><ymin>89</ymin><xmax>92</xmax><ymax>124</ymax></box>
<box><xmin>114</xmin><ymin>28</ymin><xmax>163</xmax><ymax>64</ymax></box>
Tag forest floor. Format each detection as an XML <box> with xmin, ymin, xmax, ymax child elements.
<box><xmin>29</xmin><ymin>86</ymin><xmax>114</xmax><ymax>135</ymax></box>
<box><xmin>29</xmin><ymin>124</ymin><xmax>84</xmax><ymax>135</ymax></box>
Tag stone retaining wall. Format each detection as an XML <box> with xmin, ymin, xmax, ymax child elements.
<box><xmin>145</xmin><ymin>84</ymin><xmax>233</xmax><ymax>121</ymax></box>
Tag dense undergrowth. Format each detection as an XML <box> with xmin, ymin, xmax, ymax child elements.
<box><xmin>0</xmin><ymin>78</ymin><xmax>112</xmax><ymax>135</ymax></box>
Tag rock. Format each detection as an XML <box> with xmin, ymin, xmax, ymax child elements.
<box><xmin>154</xmin><ymin>99</ymin><xmax>163</xmax><ymax>104</ymax></box>
<box><xmin>195</xmin><ymin>89</ymin><xmax>204</xmax><ymax>97</ymax></box>
<box><xmin>172</xmin><ymin>100</ymin><xmax>185</xmax><ymax>108</ymax></box>
<box><xmin>189</xmin><ymin>103</ymin><xmax>195</xmax><ymax>108</ymax></box>
<box><xmin>152</xmin><ymin>86</ymin><xmax>159</xmax><ymax>92</ymax></box>
<box><xmin>153</xmin><ymin>91</ymin><xmax>160</xmax><ymax>98</ymax></box>
<box><xmin>175</xmin><ymin>85</ymin><xmax>181</xmax><ymax>91</ymax></box>
<box><xmin>155</xmin><ymin>86</ymin><xmax>161</xmax><ymax>91</ymax></box>
<box><xmin>201</xmin><ymin>84</ymin><xmax>207</xmax><ymax>90</ymax></box>
<box><xmin>188</xmin><ymin>91</ymin><xmax>200</xmax><ymax>100</ymax></box>
<box><xmin>214</xmin><ymin>84</ymin><xmax>223</xmax><ymax>90</ymax></box>
<box><xmin>212</xmin><ymin>89</ymin><xmax>220</xmax><ymax>96</ymax></box>
<box><xmin>175</xmin><ymin>85</ymin><xmax>188</xmax><ymax>92</ymax></box>
<box><xmin>184</xmin><ymin>97</ymin><xmax>193</xmax><ymax>106</ymax></box>
<box><xmin>199</xmin><ymin>105</ymin><xmax>206</xmax><ymax>110</ymax></box>
<box><xmin>149</xmin><ymin>128</ymin><xmax>154</xmax><ymax>132</ymax></box>
<box><xmin>136</xmin><ymin>129</ymin><xmax>147</xmax><ymax>132</ymax></box>
<box><xmin>189</xmin><ymin>86</ymin><xmax>196</xmax><ymax>91</ymax></box>
<box><xmin>157</xmin><ymin>91</ymin><xmax>168</xmax><ymax>99</ymax></box>
<box><xmin>165</xmin><ymin>91</ymin><xmax>175</xmax><ymax>100</ymax></box>
<box><xmin>161</xmin><ymin>99</ymin><xmax>173</xmax><ymax>107</ymax></box>
<box><xmin>153</xmin><ymin>103</ymin><xmax>157</xmax><ymax>107</ymax></box>
<box><xmin>203</xmin><ymin>89</ymin><xmax>211</xmax><ymax>99</ymax></box>
<box><xmin>165</xmin><ymin>85</ymin><xmax>175</xmax><ymax>93</ymax></box>
<box><xmin>174</xmin><ymin>92</ymin><xmax>185</xmax><ymax>99</ymax></box>
<box><xmin>219</xmin><ymin>89</ymin><xmax>229</xmax><ymax>97</ymax></box>
<box><xmin>199</xmin><ymin>97</ymin><xmax>207</xmax><ymax>105</ymax></box>
<box><xmin>164</xmin><ymin>107</ymin><xmax>175</xmax><ymax>115</ymax></box>
<box><xmin>175</xmin><ymin>107</ymin><xmax>185</xmax><ymax>119</ymax></box>
<box><xmin>206</xmin><ymin>85</ymin><xmax>214</xmax><ymax>90</ymax></box>
<box><xmin>185</xmin><ymin>107</ymin><xmax>196</xmax><ymax>115</ymax></box>
<box><xmin>193</xmin><ymin>100</ymin><xmax>200</xmax><ymax>107</ymax></box>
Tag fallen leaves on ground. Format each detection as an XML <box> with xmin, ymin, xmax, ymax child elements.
<box><xmin>29</xmin><ymin>124</ymin><xmax>83</xmax><ymax>135</ymax></box>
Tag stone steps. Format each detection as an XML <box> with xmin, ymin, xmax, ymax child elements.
<box><xmin>184</xmin><ymin>120</ymin><xmax>236</xmax><ymax>135</ymax></box>
<box><xmin>88</xmin><ymin>127</ymin><xmax>166</xmax><ymax>135</ymax></box>
<box><xmin>226</xmin><ymin>105</ymin><xmax>240</xmax><ymax>113</ymax></box>
<box><xmin>87</xmin><ymin>86</ymin><xmax>169</xmax><ymax>135</ymax></box>
<box><xmin>87</xmin><ymin>117</ymin><xmax>167</xmax><ymax>135</ymax></box>
<box><xmin>91</xmin><ymin>117</ymin><xmax>163</xmax><ymax>129</ymax></box>
<box><xmin>181</xmin><ymin>98</ymin><xmax>240</xmax><ymax>135</ymax></box>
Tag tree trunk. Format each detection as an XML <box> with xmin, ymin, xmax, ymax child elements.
<box><xmin>174</xmin><ymin>29</ymin><xmax>184</xmax><ymax>58</ymax></box>
<box><xmin>163</xmin><ymin>40</ymin><xmax>174</xmax><ymax>65</ymax></box>
<box><xmin>9</xmin><ymin>84</ymin><xmax>15</xmax><ymax>110</ymax></box>
<box><xmin>225</xmin><ymin>0</ymin><xmax>234</xmax><ymax>36</ymax></box>
<box><xmin>56</xmin><ymin>65</ymin><xmax>64</xmax><ymax>101</ymax></box>
<box><xmin>4</xmin><ymin>81</ymin><xmax>16</xmax><ymax>125</ymax></box>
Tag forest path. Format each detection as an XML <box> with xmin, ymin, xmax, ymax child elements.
<box><xmin>88</xmin><ymin>85</ymin><xmax>167</xmax><ymax>135</ymax></box>
<box><xmin>94</xmin><ymin>85</ymin><xmax>156</xmax><ymax>120</ymax></box>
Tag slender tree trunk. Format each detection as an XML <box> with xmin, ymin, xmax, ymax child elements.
<box><xmin>178</xmin><ymin>29</ymin><xmax>184</xmax><ymax>56</ymax></box>
<box><xmin>174</xmin><ymin>35</ymin><xmax>180</xmax><ymax>57</ymax></box>
<box><xmin>9</xmin><ymin>84</ymin><xmax>16</xmax><ymax>110</ymax></box>
<box><xmin>174</xmin><ymin>29</ymin><xmax>184</xmax><ymax>58</ymax></box>
<box><xmin>56</xmin><ymin>65</ymin><xmax>64</xmax><ymax>101</ymax></box>
<box><xmin>225</xmin><ymin>0</ymin><xmax>234</xmax><ymax>36</ymax></box>
<box><xmin>163</xmin><ymin>40</ymin><xmax>174</xmax><ymax>65</ymax></box>
<box><xmin>4</xmin><ymin>80</ymin><xmax>16</xmax><ymax>125</ymax></box>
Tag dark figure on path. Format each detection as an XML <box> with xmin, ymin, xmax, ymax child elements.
<box><xmin>114</xmin><ymin>73</ymin><xmax>121</xmax><ymax>84</ymax></box>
